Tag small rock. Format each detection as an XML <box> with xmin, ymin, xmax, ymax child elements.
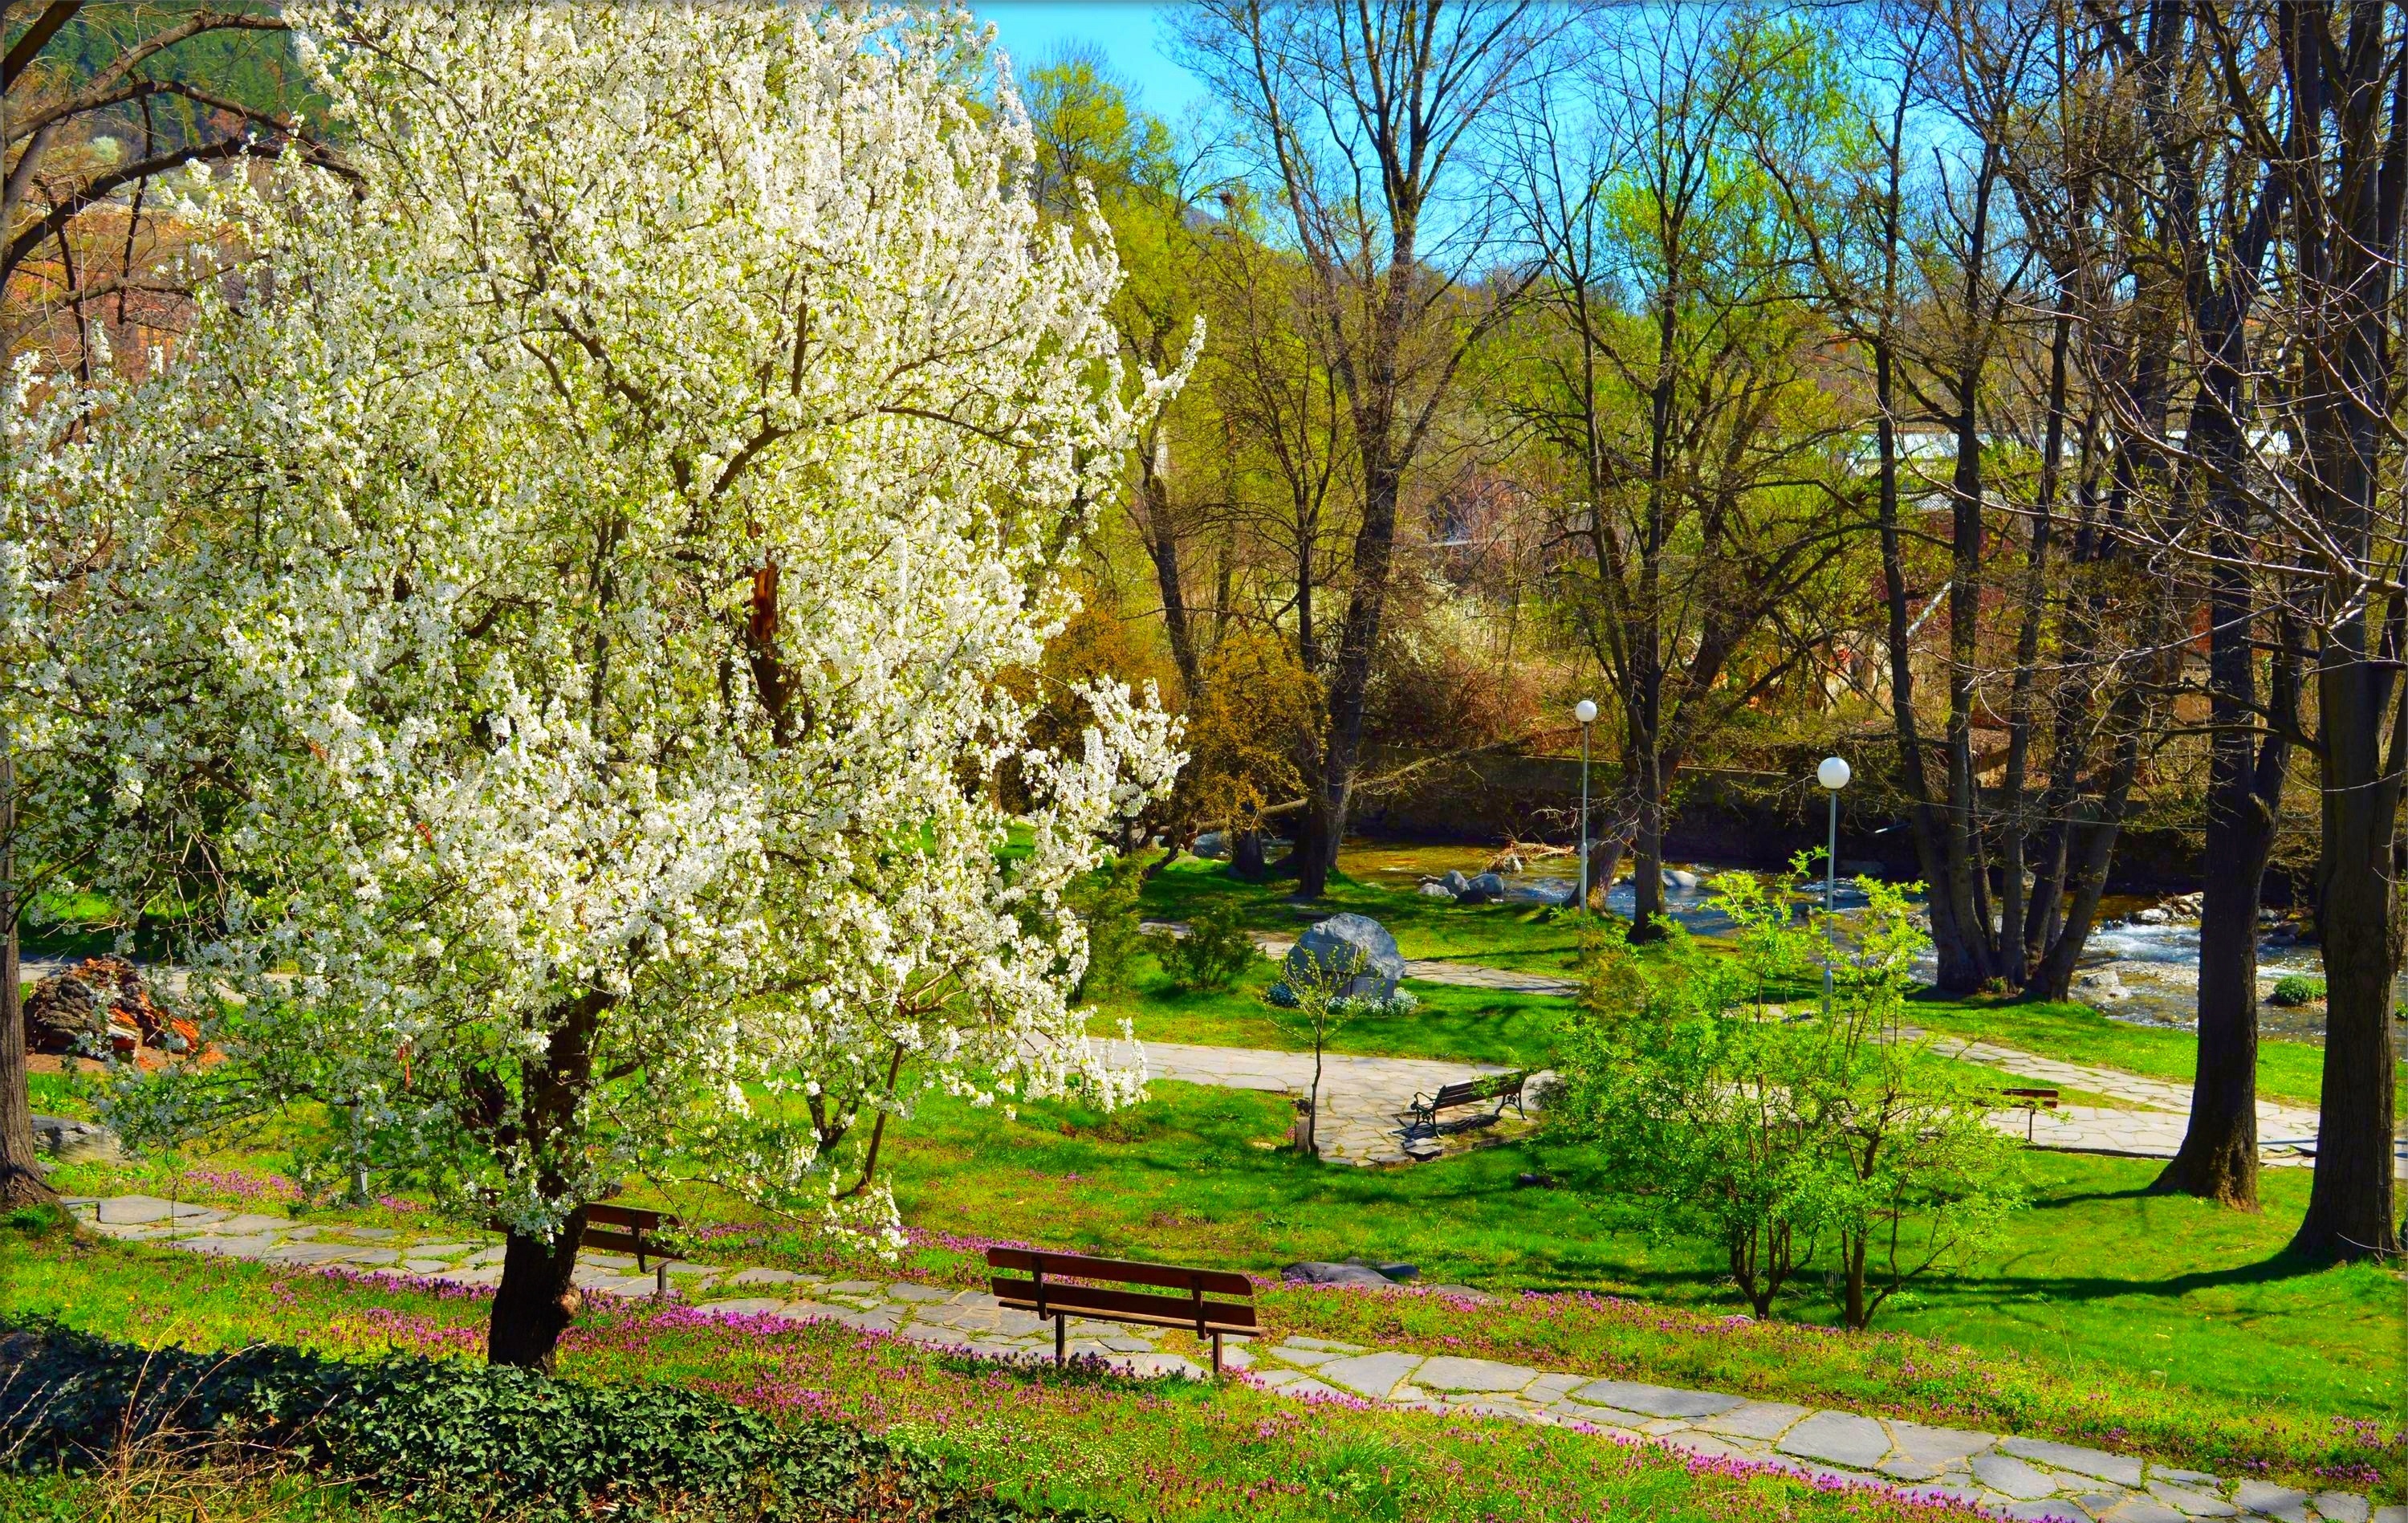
<box><xmin>1503</xmin><ymin>878</ymin><xmax>1576</xmax><ymax>906</ymax></box>
<box><xmin>31</xmin><ymin>1114</ymin><xmax>121</xmax><ymax>1164</ymax></box>
<box><xmin>1441</xmin><ymin>869</ymin><xmax>1472</xmax><ymax>895</ymax></box>
<box><xmin>1419</xmin><ymin>880</ymin><xmax>1457</xmax><ymax>898</ymax></box>
<box><xmin>1281</xmin><ymin>1260</ymin><xmax>1397</xmax><ymax>1288</ymax></box>
<box><xmin>1663</xmin><ymin>868</ymin><xmax>1701</xmax><ymax>890</ymax></box>
<box><xmin>2131</xmin><ymin>906</ymin><xmax>2171</xmax><ymax>926</ymax></box>
<box><xmin>1459</xmin><ymin>871</ymin><xmax>1507</xmax><ymax>905</ymax></box>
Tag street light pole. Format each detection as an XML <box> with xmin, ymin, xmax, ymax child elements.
<box><xmin>1816</xmin><ymin>755</ymin><xmax>1850</xmax><ymax>1017</ymax></box>
<box><xmin>1575</xmin><ymin>699</ymin><xmax>1597</xmax><ymax>913</ymax></box>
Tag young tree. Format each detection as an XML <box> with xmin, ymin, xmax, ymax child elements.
<box><xmin>35</xmin><ymin>4</ymin><xmax>1186</xmax><ymax>1368</ymax></box>
<box><xmin>1266</xmin><ymin>943</ymin><xmax>1365</xmax><ymax>1158</ymax></box>
<box><xmin>1553</xmin><ymin>865</ymin><xmax>2020</xmax><ymax>1327</ymax></box>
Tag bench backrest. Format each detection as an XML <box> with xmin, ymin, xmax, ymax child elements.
<box><xmin>583</xmin><ymin>1202</ymin><xmax>675</xmax><ymax>1259</ymax></box>
<box><xmin>986</xmin><ymin>1247</ymin><xmax>1260</xmax><ymax>1337</ymax></box>
<box><xmin>1434</xmin><ymin>1070</ymin><xmax>1528</xmax><ymax>1107</ymax></box>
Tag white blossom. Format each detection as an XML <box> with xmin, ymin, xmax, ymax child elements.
<box><xmin>10</xmin><ymin>3</ymin><xmax>1186</xmax><ymax>1241</ymax></box>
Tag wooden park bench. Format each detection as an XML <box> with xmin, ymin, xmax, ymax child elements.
<box><xmin>986</xmin><ymin>1247</ymin><xmax>1260</xmax><ymax>1375</ymax></box>
<box><xmin>2000</xmin><ymin>1087</ymin><xmax>2061</xmax><ymax>1142</ymax></box>
<box><xmin>584</xmin><ymin>1203</ymin><xmax>681</xmax><ymax>1298</ymax></box>
<box><xmin>1398</xmin><ymin>1070</ymin><xmax>1530</xmax><ymax>1139</ymax></box>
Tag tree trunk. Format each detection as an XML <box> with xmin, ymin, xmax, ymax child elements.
<box><xmin>1626</xmin><ymin>732</ymin><xmax>1667</xmax><ymax>940</ymax></box>
<box><xmin>1300</xmin><ymin>451</ymin><xmax>1401</xmax><ymax>902</ymax></box>
<box><xmin>2154</xmin><ymin>810</ymin><xmax>2272</xmax><ymax>1207</ymax></box>
<box><xmin>486</xmin><ymin>1206</ymin><xmax>589</xmax><ymax>1370</ymax></box>
<box><xmin>1839</xmin><ymin>1232</ymin><xmax>1868</xmax><ymax>1331</ymax></box>
<box><xmin>2158</xmin><ymin>430</ymin><xmax>2290</xmax><ymax>1207</ymax></box>
<box><xmin>1136</xmin><ymin>458</ymin><xmax>1198</xmax><ymax>693</ymax></box>
<box><xmin>0</xmin><ymin>748</ymin><xmax>54</xmax><ymax>1207</ymax></box>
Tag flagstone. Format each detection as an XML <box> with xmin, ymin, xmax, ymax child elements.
<box><xmin>2149</xmin><ymin>1481</ymin><xmax>2239</xmax><ymax>1517</ymax></box>
<box><xmin>2098</xmin><ymin>1499</ymin><xmax>2187</xmax><ymax>1523</ymax></box>
<box><xmin>1314</xmin><ymin>1350</ymin><xmax>1425</xmax><ymax>1399</ymax></box>
<box><xmin>2232</xmin><ymin>1484</ymin><xmax>2309</xmax><ymax>1521</ymax></box>
<box><xmin>2312</xmin><ymin>1495</ymin><xmax>2371</xmax><ymax>1523</ymax></box>
<box><xmin>2002</xmin><ymin>1438</ymin><xmax>2148</xmax><ymax>1488</ymax></box>
<box><xmin>1570</xmin><ymin>1378</ymin><xmax>1744</xmax><ymax>1419</ymax></box>
<box><xmin>1777</xmin><ymin>1411</ymin><xmax>1893</xmax><ymax>1469</ymax></box>
<box><xmin>1974</xmin><ymin>1454</ymin><xmax>2068</xmax><ymax>1501</ymax></box>
<box><xmin>1696</xmin><ymin>1399</ymin><xmax>1812</xmax><ymax>1440</ymax></box>
<box><xmin>1413</xmin><ymin>1355</ymin><xmax>1536</xmax><ymax>1392</ymax></box>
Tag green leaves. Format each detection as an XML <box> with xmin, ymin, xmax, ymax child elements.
<box><xmin>1554</xmin><ymin>868</ymin><xmax>2024</xmax><ymax>1327</ymax></box>
<box><xmin>0</xmin><ymin>1318</ymin><xmax>1092</xmax><ymax>1522</ymax></box>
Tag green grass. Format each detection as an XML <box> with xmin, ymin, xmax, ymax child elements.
<box><xmin>1146</xmin><ymin>853</ymin><xmax>2408</xmax><ymax>1110</ymax></box>
<box><xmin>1096</xmin><ymin>945</ymin><xmax>1565</xmax><ymax>1068</ymax></box>
<box><xmin>0</xmin><ymin>1218</ymin><xmax>1967</xmax><ymax>1523</ymax></box>
<box><xmin>1902</xmin><ymin>994</ymin><xmax>2404</xmax><ymax>1112</ymax></box>
<box><xmin>872</xmin><ymin>1083</ymin><xmax>2398</xmax><ymax>1429</ymax></box>
<box><xmin>1142</xmin><ymin>857</ymin><xmax>1586</xmax><ymax>971</ymax></box>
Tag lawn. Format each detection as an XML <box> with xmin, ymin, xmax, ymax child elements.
<box><xmin>1093</xmin><ymin>943</ymin><xmax>1565</xmax><ymax>1068</ymax></box>
<box><xmin>1141</xmin><ymin>854</ymin><xmax>2408</xmax><ymax>1110</ymax></box>
<box><xmin>873</xmin><ymin>1085</ymin><xmax>2399</xmax><ymax>1428</ymax></box>
<box><xmin>0</xmin><ymin>1213</ymin><xmax>1989</xmax><ymax>1523</ymax></box>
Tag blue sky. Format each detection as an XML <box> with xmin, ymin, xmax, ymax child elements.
<box><xmin>973</xmin><ymin>2</ymin><xmax>1208</xmax><ymax>121</ymax></box>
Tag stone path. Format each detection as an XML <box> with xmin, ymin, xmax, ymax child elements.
<box><xmin>1122</xmin><ymin>1040</ymin><xmax>1512</xmax><ymax>1166</ymax></box>
<box><xmin>64</xmin><ymin>1192</ymin><xmax>2394</xmax><ymax>1523</ymax></box>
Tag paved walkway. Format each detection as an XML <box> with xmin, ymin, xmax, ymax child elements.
<box><xmin>64</xmin><ymin>1192</ymin><xmax>2393</xmax><ymax>1523</ymax></box>
<box><xmin>1141</xmin><ymin>925</ymin><xmax>2405</xmax><ymax>1177</ymax></box>
<box><xmin>1121</xmin><ymin>1040</ymin><xmax>1511</xmax><ymax>1166</ymax></box>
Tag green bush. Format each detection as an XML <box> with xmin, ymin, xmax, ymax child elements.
<box><xmin>1154</xmin><ymin>902</ymin><xmax>1257</xmax><ymax>992</ymax></box>
<box><xmin>1070</xmin><ymin>855</ymin><xmax>1146</xmax><ymax>1000</ymax></box>
<box><xmin>0</xmin><ymin>1319</ymin><xmax>1100</xmax><ymax>1522</ymax></box>
<box><xmin>2269</xmin><ymin>975</ymin><xmax>2326</xmax><ymax>1008</ymax></box>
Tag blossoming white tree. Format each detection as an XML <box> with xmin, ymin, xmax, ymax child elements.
<box><xmin>20</xmin><ymin>3</ymin><xmax>1186</xmax><ymax>1368</ymax></box>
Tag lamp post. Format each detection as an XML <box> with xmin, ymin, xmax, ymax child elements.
<box><xmin>1816</xmin><ymin>755</ymin><xmax>1850</xmax><ymax>1016</ymax></box>
<box><xmin>1575</xmin><ymin>699</ymin><xmax>1597</xmax><ymax>913</ymax></box>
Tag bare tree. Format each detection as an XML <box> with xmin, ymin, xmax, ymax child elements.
<box><xmin>1502</xmin><ymin>3</ymin><xmax>1857</xmax><ymax>937</ymax></box>
<box><xmin>1180</xmin><ymin>0</ymin><xmax>1542</xmax><ymax>897</ymax></box>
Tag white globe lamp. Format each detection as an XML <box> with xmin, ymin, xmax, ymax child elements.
<box><xmin>1815</xmin><ymin>755</ymin><xmax>1849</xmax><ymax>1013</ymax></box>
<box><xmin>1575</xmin><ymin>700</ymin><xmax>1598</xmax><ymax>914</ymax></box>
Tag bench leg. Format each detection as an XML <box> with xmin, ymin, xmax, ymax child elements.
<box><xmin>1054</xmin><ymin>1313</ymin><xmax>1066</xmax><ymax>1366</ymax></box>
<box><xmin>1212</xmin><ymin>1331</ymin><xmax>1222</xmax><ymax>1377</ymax></box>
<box><xmin>656</xmin><ymin>1261</ymin><xmax>669</xmax><ymax>1300</ymax></box>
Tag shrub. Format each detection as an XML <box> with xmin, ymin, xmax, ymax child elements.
<box><xmin>1069</xmin><ymin>854</ymin><xmax>1146</xmax><ymax>1000</ymax></box>
<box><xmin>1154</xmin><ymin>902</ymin><xmax>1257</xmax><ymax>992</ymax></box>
<box><xmin>0</xmin><ymin>1319</ymin><xmax>1098</xmax><ymax>1522</ymax></box>
<box><xmin>2269</xmin><ymin>975</ymin><xmax>2326</xmax><ymax>1007</ymax></box>
<box><xmin>1550</xmin><ymin>865</ymin><xmax>2023</xmax><ymax>1328</ymax></box>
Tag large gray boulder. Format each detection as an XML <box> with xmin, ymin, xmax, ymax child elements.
<box><xmin>32</xmin><ymin>1113</ymin><xmax>121</xmax><ymax>1164</ymax></box>
<box><xmin>1285</xmin><ymin>913</ymin><xmax>1405</xmax><ymax>1002</ymax></box>
<box><xmin>1440</xmin><ymin>869</ymin><xmax>1471</xmax><ymax>895</ymax></box>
